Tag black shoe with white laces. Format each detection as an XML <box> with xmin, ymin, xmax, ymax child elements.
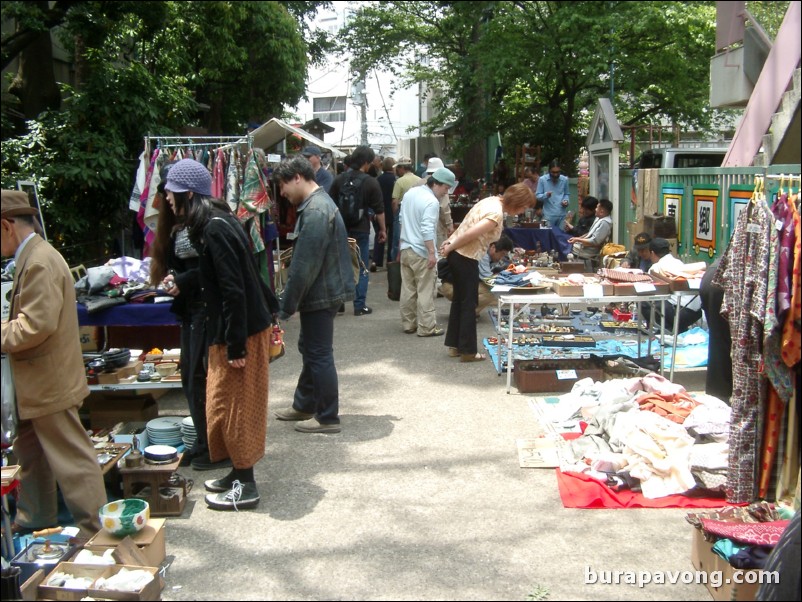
<box><xmin>354</xmin><ymin>306</ymin><xmax>373</xmax><ymax>316</ymax></box>
<box><xmin>205</xmin><ymin>480</ymin><xmax>260</xmax><ymax>511</ymax></box>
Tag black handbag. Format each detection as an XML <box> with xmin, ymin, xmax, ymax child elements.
<box><xmin>387</xmin><ymin>261</ymin><xmax>401</xmax><ymax>301</ymax></box>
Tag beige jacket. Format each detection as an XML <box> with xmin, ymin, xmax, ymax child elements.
<box><xmin>1</xmin><ymin>235</ymin><xmax>89</xmax><ymax>419</ymax></box>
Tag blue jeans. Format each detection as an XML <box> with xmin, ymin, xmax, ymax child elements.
<box><xmin>350</xmin><ymin>230</ymin><xmax>370</xmax><ymax>310</ymax></box>
<box><xmin>292</xmin><ymin>306</ymin><xmax>340</xmax><ymax>424</ymax></box>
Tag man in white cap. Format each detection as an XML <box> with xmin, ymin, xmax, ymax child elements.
<box><xmin>399</xmin><ymin>167</ymin><xmax>456</xmax><ymax>337</ymax></box>
<box><xmin>390</xmin><ymin>157</ymin><xmax>419</xmax><ymax>261</ymax></box>
<box><xmin>415</xmin><ymin>156</ymin><xmax>454</xmax><ymax>249</ymax></box>
<box><xmin>302</xmin><ymin>145</ymin><xmax>333</xmax><ymax>193</ymax></box>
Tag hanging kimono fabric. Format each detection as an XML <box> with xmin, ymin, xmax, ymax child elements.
<box><xmin>129</xmin><ymin>143</ymin><xmax>149</xmax><ymax>212</ymax></box>
<box><xmin>225</xmin><ymin>148</ymin><xmax>240</xmax><ymax>212</ymax></box>
<box><xmin>136</xmin><ymin>147</ymin><xmax>161</xmax><ymax>257</ymax></box>
<box><xmin>237</xmin><ymin>149</ymin><xmax>272</xmax><ymax>286</ymax></box>
<box><xmin>713</xmin><ymin>179</ymin><xmax>772</xmax><ymax>504</ymax></box>
<box><xmin>212</xmin><ymin>148</ymin><xmax>226</xmax><ymax>199</ymax></box>
<box><xmin>781</xmin><ymin>188</ymin><xmax>801</xmax><ymax>367</ymax></box>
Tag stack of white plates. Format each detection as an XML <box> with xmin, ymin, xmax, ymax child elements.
<box><xmin>181</xmin><ymin>416</ymin><xmax>197</xmax><ymax>450</ymax></box>
<box><xmin>146</xmin><ymin>416</ymin><xmax>184</xmax><ymax>447</ymax></box>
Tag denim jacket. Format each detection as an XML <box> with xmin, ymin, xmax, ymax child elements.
<box><xmin>280</xmin><ymin>188</ymin><xmax>355</xmax><ymax>316</ymax></box>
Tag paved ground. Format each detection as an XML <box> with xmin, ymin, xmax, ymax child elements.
<box><xmin>159</xmin><ymin>268</ymin><xmax>712</xmax><ymax>601</ymax></box>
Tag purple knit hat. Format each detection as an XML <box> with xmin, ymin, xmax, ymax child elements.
<box><xmin>164</xmin><ymin>159</ymin><xmax>212</xmax><ymax>196</ymax></box>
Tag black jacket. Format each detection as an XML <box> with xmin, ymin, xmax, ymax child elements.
<box><xmin>197</xmin><ymin>211</ymin><xmax>275</xmax><ymax>360</ymax></box>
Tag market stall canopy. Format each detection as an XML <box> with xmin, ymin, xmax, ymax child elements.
<box><xmin>248</xmin><ymin>118</ymin><xmax>346</xmax><ymax>158</ymax></box>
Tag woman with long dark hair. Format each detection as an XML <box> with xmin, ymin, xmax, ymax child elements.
<box><xmin>163</xmin><ymin>159</ymin><xmax>278</xmax><ymax>511</ymax></box>
<box><xmin>150</xmin><ymin>164</ymin><xmax>229</xmax><ymax>472</ymax></box>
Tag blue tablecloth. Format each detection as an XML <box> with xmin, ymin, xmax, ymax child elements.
<box><xmin>77</xmin><ymin>301</ymin><xmax>179</xmax><ymax>327</ymax></box>
<box><xmin>503</xmin><ymin>227</ymin><xmax>572</xmax><ymax>259</ymax></box>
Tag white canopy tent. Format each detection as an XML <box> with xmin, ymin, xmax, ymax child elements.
<box><xmin>247</xmin><ymin>117</ymin><xmax>346</xmax><ymax>158</ymax></box>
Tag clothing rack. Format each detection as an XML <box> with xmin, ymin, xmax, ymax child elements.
<box><xmin>144</xmin><ymin>134</ymin><xmax>253</xmax><ymax>151</ymax></box>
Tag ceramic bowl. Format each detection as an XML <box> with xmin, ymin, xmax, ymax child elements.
<box><xmin>155</xmin><ymin>362</ymin><xmax>178</xmax><ymax>378</ymax></box>
<box><xmin>144</xmin><ymin>445</ymin><xmax>177</xmax><ymax>463</ymax></box>
<box><xmin>99</xmin><ymin>499</ymin><xmax>149</xmax><ymax>537</ymax></box>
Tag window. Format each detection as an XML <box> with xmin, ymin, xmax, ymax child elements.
<box><xmin>313</xmin><ymin>96</ymin><xmax>347</xmax><ymax>123</ymax></box>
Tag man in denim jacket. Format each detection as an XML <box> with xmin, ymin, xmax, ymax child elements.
<box><xmin>272</xmin><ymin>156</ymin><xmax>354</xmax><ymax>433</ymax></box>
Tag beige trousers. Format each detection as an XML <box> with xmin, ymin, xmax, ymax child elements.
<box><xmin>399</xmin><ymin>248</ymin><xmax>438</xmax><ymax>334</ymax></box>
<box><xmin>14</xmin><ymin>406</ymin><xmax>107</xmax><ymax>537</ymax></box>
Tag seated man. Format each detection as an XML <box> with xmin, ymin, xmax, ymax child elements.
<box><xmin>641</xmin><ymin>238</ymin><xmax>702</xmax><ymax>334</ymax></box>
<box><xmin>567</xmin><ymin>198</ymin><xmax>613</xmax><ymax>271</ymax></box>
<box><xmin>438</xmin><ymin>236</ymin><xmax>514</xmax><ymax>318</ymax></box>
<box><xmin>563</xmin><ymin>196</ymin><xmax>598</xmax><ymax>237</ymax></box>
<box><xmin>621</xmin><ymin>231</ymin><xmax>653</xmax><ymax>272</ymax></box>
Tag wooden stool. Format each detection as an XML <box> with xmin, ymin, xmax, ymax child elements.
<box><xmin>119</xmin><ymin>454</ymin><xmax>187</xmax><ymax>517</ymax></box>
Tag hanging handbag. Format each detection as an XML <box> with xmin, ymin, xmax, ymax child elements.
<box><xmin>268</xmin><ymin>323</ymin><xmax>285</xmax><ymax>363</ymax></box>
<box><xmin>1</xmin><ymin>354</ymin><xmax>18</xmax><ymax>448</ymax></box>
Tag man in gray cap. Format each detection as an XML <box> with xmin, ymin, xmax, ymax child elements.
<box><xmin>1</xmin><ymin>190</ymin><xmax>107</xmax><ymax>537</ymax></box>
<box><xmin>302</xmin><ymin>145</ymin><xmax>333</xmax><ymax>193</ymax></box>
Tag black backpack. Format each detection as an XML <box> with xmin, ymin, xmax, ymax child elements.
<box><xmin>337</xmin><ymin>170</ymin><xmax>367</xmax><ymax>228</ymax></box>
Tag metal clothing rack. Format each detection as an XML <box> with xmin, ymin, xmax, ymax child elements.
<box><xmin>144</xmin><ymin>134</ymin><xmax>253</xmax><ymax>151</ymax></box>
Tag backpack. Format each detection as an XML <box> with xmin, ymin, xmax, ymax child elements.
<box><xmin>337</xmin><ymin>170</ymin><xmax>367</xmax><ymax>228</ymax></box>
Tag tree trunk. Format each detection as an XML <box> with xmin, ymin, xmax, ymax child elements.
<box><xmin>8</xmin><ymin>1</ymin><xmax>60</xmax><ymax>119</ymax></box>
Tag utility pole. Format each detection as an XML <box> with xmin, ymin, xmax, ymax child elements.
<box><xmin>352</xmin><ymin>79</ymin><xmax>368</xmax><ymax>146</ymax></box>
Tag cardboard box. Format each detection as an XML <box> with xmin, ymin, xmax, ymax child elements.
<box><xmin>652</xmin><ymin>272</ymin><xmax>699</xmax><ymax>292</ymax></box>
<box><xmin>38</xmin><ymin>562</ymin><xmax>111</xmax><ymax>601</ymax></box>
<box><xmin>690</xmin><ymin>528</ymin><xmax>761</xmax><ymax>601</ymax></box>
<box><xmin>552</xmin><ymin>276</ymin><xmax>614</xmax><ymax>297</ymax></box>
<box><xmin>96</xmin><ymin>360</ymin><xmax>144</xmax><ymax>385</ymax></box>
<box><xmin>86</xmin><ymin>518</ymin><xmax>166</xmax><ymax>568</ymax></box>
<box><xmin>514</xmin><ymin>359</ymin><xmax>603</xmax><ymax>393</ymax></box>
<box><xmin>87</xmin><ymin>564</ymin><xmax>161</xmax><ymax>601</ymax></box>
<box><xmin>79</xmin><ymin>326</ymin><xmax>98</xmax><ymax>352</ymax></box>
<box><xmin>88</xmin><ymin>396</ymin><xmax>158</xmax><ymax>429</ymax></box>
<box><xmin>610</xmin><ymin>280</ymin><xmax>671</xmax><ymax>296</ymax></box>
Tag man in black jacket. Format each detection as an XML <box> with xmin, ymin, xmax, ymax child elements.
<box><xmin>328</xmin><ymin>145</ymin><xmax>387</xmax><ymax>315</ymax></box>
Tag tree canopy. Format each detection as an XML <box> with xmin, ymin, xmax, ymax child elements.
<box><xmin>339</xmin><ymin>1</ymin><xmax>723</xmax><ymax>176</ymax></box>
<box><xmin>1</xmin><ymin>1</ymin><xmax>327</xmax><ymax>265</ymax></box>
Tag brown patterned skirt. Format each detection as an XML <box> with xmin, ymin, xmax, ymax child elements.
<box><xmin>206</xmin><ymin>328</ymin><xmax>270</xmax><ymax>468</ymax></box>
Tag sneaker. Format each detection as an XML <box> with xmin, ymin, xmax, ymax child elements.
<box><xmin>417</xmin><ymin>327</ymin><xmax>444</xmax><ymax>337</ymax></box>
<box><xmin>294</xmin><ymin>418</ymin><xmax>341</xmax><ymax>434</ymax></box>
<box><xmin>274</xmin><ymin>407</ymin><xmax>315</xmax><ymax>421</ymax></box>
<box><xmin>354</xmin><ymin>306</ymin><xmax>373</xmax><ymax>316</ymax></box>
<box><xmin>204</xmin><ymin>476</ymin><xmax>233</xmax><ymax>493</ymax></box>
<box><xmin>191</xmin><ymin>454</ymin><xmax>233</xmax><ymax>471</ymax></box>
<box><xmin>205</xmin><ymin>480</ymin><xmax>259</xmax><ymax>511</ymax></box>
<box><xmin>369</xmin><ymin>262</ymin><xmax>377</xmax><ymax>272</ymax></box>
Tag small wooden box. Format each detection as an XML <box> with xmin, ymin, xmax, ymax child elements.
<box><xmin>87</xmin><ymin>564</ymin><xmax>161</xmax><ymax>601</ymax></box>
<box><xmin>38</xmin><ymin>562</ymin><xmax>111</xmax><ymax>601</ymax></box>
<box><xmin>514</xmin><ymin>359</ymin><xmax>603</xmax><ymax>393</ymax></box>
<box><xmin>86</xmin><ymin>518</ymin><xmax>166</xmax><ymax>567</ymax></box>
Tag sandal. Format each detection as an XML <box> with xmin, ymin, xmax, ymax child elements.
<box><xmin>460</xmin><ymin>353</ymin><xmax>487</xmax><ymax>363</ymax></box>
<box><xmin>447</xmin><ymin>347</ymin><xmax>460</xmax><ymax>357</ymax></box>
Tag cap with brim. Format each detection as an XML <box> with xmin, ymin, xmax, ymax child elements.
<box><xmin>1</xmin><ymin>189</ymin><xmax>39</xmax><ymax>219</ymax></box>
<box><xmin>302</xmin><ymin>145</ymin><xmax>322</xmax><ymax>157</ymax></box>
<box><xmin>633</xmin><ymin>232</ymin><xmax>652</xmax><ymax>249</ymax></box>
<box><xmin>649</xmin><ymin>237</ymin><xmax>670</xmax><ymax>254</ymax></box>
<box><xmin>425</xmin><ymin>157</ymin><xmax>445</xmax><ymax>174</ymax></box>
<box><xmin>431</xmin><ymin>167</ymin><xmax>456</xmax><ymax>188</ymax></box>
<box><xmin>396</xmin><ymin>156</ymin><xmax>413</xmax><ymax>167</ymax></box>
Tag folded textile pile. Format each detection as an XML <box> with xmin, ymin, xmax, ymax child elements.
<box><xmin>598</xmin><ymin>267</ymin><xmax>653</xmax><ymax>282</ymax></box>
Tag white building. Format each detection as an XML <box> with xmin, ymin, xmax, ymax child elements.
<box><xmin>291</xmin><ymin>2</ymin><xmax>429</xmax><ymax>159</ymax></box>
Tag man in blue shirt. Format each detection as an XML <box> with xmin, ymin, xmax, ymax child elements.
<box><xmin>302</xmin><ymin>145</ymin><xmax>333</xmax><ymax>193</ymax></box>
<box><xmin>536</xmin><ymin>159</ymin><xmax>570</xmax><ymax>228</ymax></box>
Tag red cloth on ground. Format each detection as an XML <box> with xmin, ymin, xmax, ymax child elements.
<box><xmin>555</xmin><ymin>470</ymin><xmax>729</xmax><ymax>509</ymax></box>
